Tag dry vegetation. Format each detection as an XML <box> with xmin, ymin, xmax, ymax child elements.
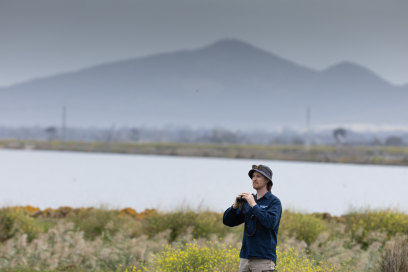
<box><xmin>1</xmin><ymin>206</ymin><xmax>408</xmax><ymax>272</ymax></box>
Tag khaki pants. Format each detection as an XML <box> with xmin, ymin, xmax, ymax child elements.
<box><xmin>238</xmin><ymin>258</ymin><xmax>276</xmax><ymax>272</ymax></box>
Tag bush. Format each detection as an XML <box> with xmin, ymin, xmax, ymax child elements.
<box><xmin>344</xmin><ymin>209</ymin><xmax>408</xmax><ymax>247</ymax></box>
<box><xmin>143</xmin><ymin>210</ymin><xmax>228</xmax><ymax>242</ymax></box>
<box><xmin>280</xmin><ymin>210</ymin><xmax>326</xmax><ymax>245</ymax></box>
<box><xmin>0</xmin><ymin>208</ymin><xmax>44</xmax><ymax>242</ymax></box>
<box><xmin>143</xmin><ymin>211</ymin><xmax>197</xmax><ymax>241</ymax></box>
<box><xmin>67</xmin><ymin>208</ymin><xmax>121</xmax><ymax>240</ymax></box>
<box><xmin>191</xmin><ymin>211</ymin><xmax>228</xmax><ymax>239</ymax></box>
<box><xmin>377</xmin><ymin>238</ymin><xmax>408</xmax><ymax>272</ymax></box>
<box><xmin>154</xmin><ymin>243</ymin><xmax>336</xmax><ymax>272</ymax></box>
<box><xmin>154</xmin><ymin>242</ymin><xmax>240</xmax><ymax>272</ymax></box>
<box><xmin>277</xmin><ymin>247</ymin><xmax>335</xmax><ymax>272</ymax></box>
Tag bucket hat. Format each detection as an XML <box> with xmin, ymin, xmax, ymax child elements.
<box><xmin>248</xmin><ymin>164</ymin><xmax>273</xmax><ymax>184</ymax></box>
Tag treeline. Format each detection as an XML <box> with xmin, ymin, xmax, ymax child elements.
<box><xmin>0</xmin><ymin>125</ymin><xmax>407</xmax><ymax>146</ymax></box>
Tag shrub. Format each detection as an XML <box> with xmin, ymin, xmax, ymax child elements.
<box><xmin>119</xmin><ymin>208</ymin><xmax>157</xmax><ymax>220</ymax></box>
<box><xmin>0</xmin><ymin>208</ymin><xmax>43</xmax><ymax>242</ymax></box>
<box><xmin>143</xmin><ymin>210</ymin><xmax>228</xmax><ymax>242</ymax></box>
<box><xmin>67</xmin><ymin>208</ymin><xmax>120</xmax><ymax>239</ymax></box>
<box><xmin>154</xmin><ymin>243</ymin><xmax>336</xmax><ymax>272</ymax></box>
<box><xmin>280</xmin><ymin>210</ymin><xmax>326</xmax><ymax>245</ymax></box>
<box><xmin>143</xmin><ymin>211</ymin><xmax>197</xmax><ymax>241</ymax></box>
<box><xmin>277</xmin><ymin>247</ymin><xmax>335</xmax><ymax>272</ymax></box>
<box><xmin>41</xmin><ymin>207</ymin><xmax>92</xmax><ymax>218</ymax></box>
<box><xmin>377</xmin><ymin>238</ymin><xmax>408</xmax><ymax>272</ymax></box>
<box><xmin>154</xmin><ymin>242</ymin><xmax>240</xmax><ymax>272</ymax></box>
<box><xmin>344</xmin><ymin>209</ymin><xmax>408</xmax><ymax>247</ymax></box>
<box><xmin>68</xmin><ymin>207</ymin><xmax>145</xmax><ymax>240</ymax></box>
<box><xmin>190</xmin><ymin>211</ymin><xmax>228</xmax><ymax>239</ymax></box>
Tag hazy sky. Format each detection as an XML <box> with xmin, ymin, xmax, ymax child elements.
<box><xmin>1</xmin><ymin>0</ymin><xmax>407</xmax><ymax>87</ymax></box>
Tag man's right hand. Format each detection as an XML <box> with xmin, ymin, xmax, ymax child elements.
<box><xmin>233</xmin><ymin>193</ymin><xmax>244</xmax><ymax>209</ymax></box>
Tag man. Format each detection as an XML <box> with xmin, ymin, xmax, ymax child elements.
<box><xmin>223</xmin><ymin>164</ymin><xmax>282</xmax><ymax>272</ymax></box>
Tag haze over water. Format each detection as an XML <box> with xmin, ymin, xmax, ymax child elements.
<box><xmin>1</xmin><ymin>149</ymin><xmax>407</xmax><ymax>215</ymax></box>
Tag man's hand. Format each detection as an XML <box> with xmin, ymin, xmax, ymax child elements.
<box><xmin>233</xmin><ymin>193</ymin><xmax>243</xmax><ymax>209</ymax></box>
<box><xmin>241</xmin><ymin>193</ymin><xmax>257</xmax><ymax>207</ymax></box>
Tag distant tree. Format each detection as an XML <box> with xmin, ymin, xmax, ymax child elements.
<box><xmin>370</xmin><ymin>138</ymin><xmax>382</xmax><ymax>146</ymax></box>
<box><xmin>291</xmin><ymin>137</ymin><xmax>304</xmax><ymax>146</ymax></box>
<box><xmin>129</xmin><ymin>128</ymin><xmax>140</xmax><ymax>142</ymax></box>
<box><xmin>97</xmin><ymin>124</ymin><xmax>116</xmax><ymax>143</ymax></box>
<box><xmin>45</xmin><ymin>126</ymin><xmax>57</xmax><ymax>141</ymax></box>
<box><xmin>209</xmin><ymin>129</ymin><xmax>238</xmax><ymax>144</ymax></box>
<box><xmin>178</xmin><ymin>128</ymin><xmax>195</xmax><ymax>143</ymax></box>
<box><xmin>385</xmin><ymin>136</ymin><xmax>404</xmax><ymax>146</ymax></box>
<box><xmin>271</xmin><ymin>137</ymin><xmax>286</xmax><ymax>145</ymax></box>
<box><xmin>333</xmin><ymin>128</ymin><xmax>347</xmax><ymax>145</ymax></box>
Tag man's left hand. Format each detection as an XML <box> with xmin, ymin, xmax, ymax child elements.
<box><xmin>241</xmin><ymin>193</ymin><xmax>256</xmax><ymax>207</ymax></box>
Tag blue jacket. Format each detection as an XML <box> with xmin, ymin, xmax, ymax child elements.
<box><xmin>223</xmin><ymin>191</ymin><xmax>282</xmax><ymax>264</ymax></box>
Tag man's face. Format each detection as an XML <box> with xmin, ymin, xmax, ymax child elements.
<box><xmin>252</xmin><ymin>171</ymin><xmax>268</xmax><ymax>190</ymax></box>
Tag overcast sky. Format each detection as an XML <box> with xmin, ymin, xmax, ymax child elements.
<box><xmin>1</xmin><ymin>0</ymin><xmax>407</xmax><ymax>87</ymax></box>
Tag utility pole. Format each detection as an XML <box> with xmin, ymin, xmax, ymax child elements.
<box><xmin>305</xmin><ymin>107</ymin><xmax>311</xmax><ymax>150</ymax></box>
<box><xmin>61</xmin><ymin>105</ymin><xmax>66</xmax><ymax>141</ymax></box>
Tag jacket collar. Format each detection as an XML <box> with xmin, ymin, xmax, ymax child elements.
<box><xmin>257</xmin><ymin>191</ymin><xmax>272</xmax><ymax>200</ymax></box>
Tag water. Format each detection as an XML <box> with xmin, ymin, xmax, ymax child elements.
<box><xmin>1</xmin><ymin>149</ymin><xmax>407</xmax><ymax>215</ymax></box>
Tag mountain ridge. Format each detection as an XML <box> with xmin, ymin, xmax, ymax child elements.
<box><xmin>2</xmin><ymin>39</ymin><xmax>397</xmax><ymax>90</ymax></box>
<box><xmin>0</xmin><ymin>39</ymin><xmax>406</xmax><ymax>129</ymax></box>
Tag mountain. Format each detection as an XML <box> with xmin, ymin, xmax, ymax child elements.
<box><xmin>0</xmin><ymin>39</ymin><xmax>407</xmax><ymax>129</ymax></box>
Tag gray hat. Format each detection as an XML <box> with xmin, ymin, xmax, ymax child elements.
<box><xmin>248</xmin><ymin>164</ymin><xmax>273</xmax><ymax>184</ymax></box>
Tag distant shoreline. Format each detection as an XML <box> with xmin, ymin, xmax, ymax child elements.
<box><xmin>1</xmin><ymin>139</ymin><xmax>407</xmax><ymax>166</ymax></box>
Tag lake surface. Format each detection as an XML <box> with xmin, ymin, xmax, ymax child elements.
<box><xmin>1</xmin><ymin>149</ymin><xmax>407</xmax><ymax>215</ymax></box>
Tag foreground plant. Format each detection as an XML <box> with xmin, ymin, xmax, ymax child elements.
<box><xmin>2</xmin><ymin>206</ymin><xmax>408</xmax><ymax>271</ymax></box>
<box><xmin>154</xmin><ymin>242</ymin><xmax>240</xmax><ymax>272</ymax></box>
<box><xmin>277</xmin><ymin>247</ymin><xmax>336</xmax><ymax>272</ymax></box>
<box><xmin>378</xmin><ymin>237</ymin><xmax>408</xmax><ymax>272</ymax></box>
